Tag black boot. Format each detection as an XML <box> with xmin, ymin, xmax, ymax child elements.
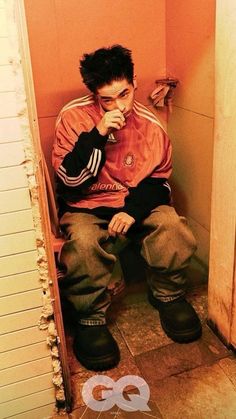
<box><xmin>148</xmin><ymin>290</ymin><xmax>202</xmax><ymax>343</ymax></box>
<box><xmin>73</xmin><ymin>324</ymin><xmax>120</xmax><ymax>371</ymax></box>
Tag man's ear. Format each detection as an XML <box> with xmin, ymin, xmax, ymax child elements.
<box><xmin>133</xmin><ymin>75</ymin><xmax>138</xmax><ymax>90</ymax></box>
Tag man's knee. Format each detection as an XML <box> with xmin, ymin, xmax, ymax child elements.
<box><xmin>146</xmin><ymin>206</ymin><xmax>182</xmax><ymax>230</ymax></box>
<box><xmin>60</xmin><ymin>222</ymin><xmax>115</xmax><ymax>273</ymax></box>
<box><xmin>64</xmin><ymin>221</ymin><xmax>108</xmax><ymax>250</ymax></box>
<box><xmin>144</xmin><ymin>205</ymin><xmax>197</xmax><ymax>251</ymax></box>
<box><xmin>148</xmin><ymin>206</ymin><xmax>190</xmax><ymax>231</ymax></box>
<box><xmin>161</xmin><ymin>209</ymin><xmax>193</xmax><ymax>240</ymax></box>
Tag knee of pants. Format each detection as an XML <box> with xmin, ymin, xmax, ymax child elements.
<box><xmin>142</xmin><ymin>210</ymin><xmax>197</xmax><ymax>270</ymax></box>
<box><xmin>149</xmin><ymin>207</ymin><xmax>196</xmax><ymax>248</ymax></box>
<box><xmin>59</xmin><ymin>227</ymin><xmax>115</xmax><ymax>275</ymax></box>
<box><xmin>66</xmin><ymin>222</ymin><xmax>109</xmax><ymax>251</ymax></box>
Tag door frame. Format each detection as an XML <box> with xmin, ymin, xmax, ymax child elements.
<box><xmin>16</xmin><ymin>0</ymin><xmax>72</xmax><ymax>410</ymax></box>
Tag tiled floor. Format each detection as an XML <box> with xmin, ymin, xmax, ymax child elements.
<box><xmin>57</xmin><ymin>275</ymin><xmax>236</xmax><ymax>419</ymax></box>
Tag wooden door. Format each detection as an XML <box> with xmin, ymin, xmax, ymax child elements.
<box><xmin>208</xmin><ymin>0</ymin><xmax>236</xmax><ymax>349</ymax></box>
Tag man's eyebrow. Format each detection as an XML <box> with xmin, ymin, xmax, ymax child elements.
<box><xmin>100</xmin><ymin>88</ymin><xmax>129</xmax><ymax>99</ymax></box>
<box><xmin>100</xmin><ymin>95</ymin><xmax>113</xmax><ymax>99</ymax></box>
<box><xmin>118</xmin><ymin>88</ymin><xmax>129</xmax><ymax>96</ymax></box>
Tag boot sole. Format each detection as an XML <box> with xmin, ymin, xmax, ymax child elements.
<box><xmin>73</xmin><ymin>344</ymin><xmax>120</xmax><ymax>371</ymax></box>
<box><xmin>160</xmin><ymin>319</ymin><xmax>202</xmax><ymax>343</ymax></box>
<box><xmin>148</xmin><ymin>292</ymin><xmax>202</xmax><ymax>343</ymax></box>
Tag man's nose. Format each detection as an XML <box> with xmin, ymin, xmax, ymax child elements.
<box><xmin>115</xmin><ymin>100</ymin><xmax>126</xmax><ymax>112</ymax></box>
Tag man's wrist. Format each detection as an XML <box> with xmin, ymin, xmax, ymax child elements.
<box><xmin>96</xmin><ymin>122</ymin><xmax>107</xmax><ymax>136</ymax></box>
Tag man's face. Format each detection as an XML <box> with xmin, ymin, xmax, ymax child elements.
<box><xmin>96</xmin><ymin>78</ymin><xmax>135</xmax><ymax>117</ymax></box>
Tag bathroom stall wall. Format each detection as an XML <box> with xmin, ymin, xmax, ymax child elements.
<box><xmin>24</xmin><ymin>0</ymin><xmax>166</xmax><ymax>182</ymax></box>
<box><xmin>166</xmin><ymin>0</ymin><xmax>215</xmax><ymax>268</ymax></box>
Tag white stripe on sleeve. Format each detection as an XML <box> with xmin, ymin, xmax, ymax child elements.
<box><xmin>57</xmin><ymin>147</ymin><xmax>102</xmax><ymax>186</ymax></box>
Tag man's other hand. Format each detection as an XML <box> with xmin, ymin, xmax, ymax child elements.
<box><xmin>108</xmin><ymin>212</ymin><xmax>135</xmax><ymax>237</ymax></box>
<box><xmin>96</xmin><ymin>110</ymin><xmax>126</xmax><ymax>136</ymax></box>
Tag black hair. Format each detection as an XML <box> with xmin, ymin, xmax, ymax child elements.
<box><xmin>79</xmin><ymin>45</ymin><xmax>134</xmax><ymax>93</ymax></box>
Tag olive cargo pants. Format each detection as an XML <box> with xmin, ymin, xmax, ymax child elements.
<box><xmin>58</xmin><ymin>205</ymin><xmax>197</xmax><ymax>325</ymax></box>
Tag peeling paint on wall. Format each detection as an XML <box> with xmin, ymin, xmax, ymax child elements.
<box><xmin>4</xmin><ymin>0</ymin><xmax>65</xmax><ymax>406</ymax></box>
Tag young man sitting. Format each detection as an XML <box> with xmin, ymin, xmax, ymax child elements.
<box><xmin>52</xmin><ymin>45</ymin><xmax>202</xmax><ymax>371</ymax></box>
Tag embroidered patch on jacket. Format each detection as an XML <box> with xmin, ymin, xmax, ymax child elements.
<box><xmin>123</xmin><ymin>153</ymin><xmax>135</xmax><ymax>167</ymax></box>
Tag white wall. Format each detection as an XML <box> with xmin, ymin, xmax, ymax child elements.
<box><xmin>0</xmin><ymin>1</ymin><xmax>56</xmax><ymax>417</ymax></box>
